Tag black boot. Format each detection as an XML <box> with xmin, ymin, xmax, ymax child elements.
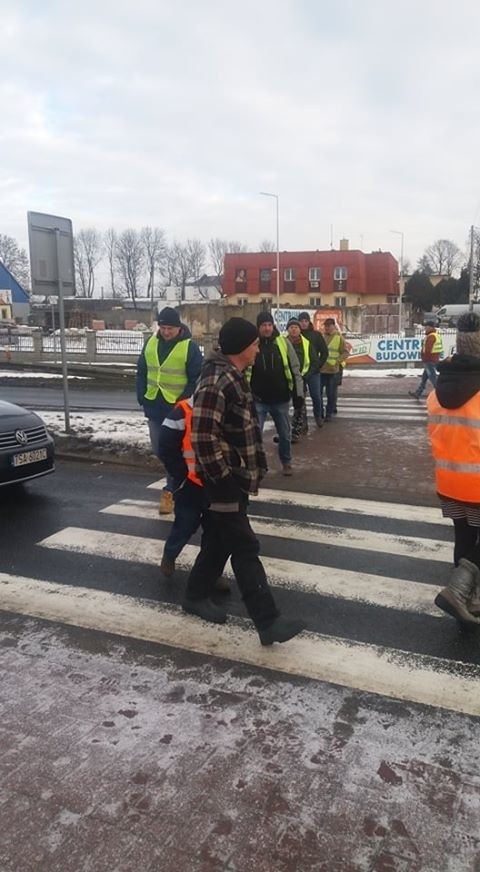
<box><xmin>258</xmin><ymin>616</ymin><xmax>306</xmax><ymax>646</ymax></box>
<box><xmin>182</xmin><ymin>598</ymin><xmax>227</xmax><ymax>624</ymax></box>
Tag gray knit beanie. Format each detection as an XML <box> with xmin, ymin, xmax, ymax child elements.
<box><xmin>456</xmin><ymin>311</ymin><xmax>480</xmax><ymax>357</ymax></box>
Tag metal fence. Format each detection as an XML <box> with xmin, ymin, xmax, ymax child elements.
<box><xmin>95</xmin><ymin>330</ymin><xmax>146</xmax><ymax>355</ymax></box>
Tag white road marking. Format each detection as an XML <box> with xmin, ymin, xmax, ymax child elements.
<box><xmin>100</xmin><ymin>499</ymin><xmax>451</xmax><ymax>563</ymax></box>
<box><xmin>146</xmin><ymin>480</ymin><xmax>448</xmax><ymax>526</ymax></box>
<box><xmin>38</xmin><ymin>525</ymin><xmax>447</xmax><ymax>616</ymax></box>
<box><xmin>1</xmin><ymin>573</ymin><xmax>478</xmax><ymax>717</ymax></box>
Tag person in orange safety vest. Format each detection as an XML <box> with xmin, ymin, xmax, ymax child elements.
<box><xmin>427</xmin><ymin>311</ymin><xmax>480</xmax><ymax>625</ymax></box>
<box><xmin>157</xmin><ymin>397</ymin><xmax>230</xmax><ymax>591</ymax></box>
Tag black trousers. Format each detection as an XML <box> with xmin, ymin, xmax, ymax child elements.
<box><xmin>453</xmin><ymin>518</ymin><xmax>480</xmax><ymax>568</ymax></box>
<box><xmin>185</xmin><ymin>495</ymin><xmax>280</xmax><ymax>630</ymax></box>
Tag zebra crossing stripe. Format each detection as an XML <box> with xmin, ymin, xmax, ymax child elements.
<box><xmin>99</xmin><ymin>499</ymin><xmax>451</xmax><ymax>563</ymax></box>
<box><xmin>146</xmin><ymin>480</ymin><xmax>448</xmax><ymax>526</ymax></box>
<box><xmin>0</xmin><ymin>573</ymin><xmax>478</xmax><ymax>718</ymax></box>
<box><xmin>37</xmin><ymin>526</ymin><xmax>445</xmax><ymax>617</ymax></box>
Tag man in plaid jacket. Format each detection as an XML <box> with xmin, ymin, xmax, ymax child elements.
<box><xmin>183</xmin><ymin>317</ymin><xmax>306</xmax><ymax>646</ymax></box>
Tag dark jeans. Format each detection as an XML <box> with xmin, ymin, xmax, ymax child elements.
<box><xmin>163</xmin><ymin>480</ymin><xmax>206</xmax><ymax>560</ymax></box>
<box><xmin>320</xmin><ymin>373</ymin><xmax>338</xmax><ymax>418</ymax></box>
<box><xmin>148</xmin><ymin>419</ymin><xmax>174</xmax><ymax>492</ymax></box>
<box><xmin>256</xmin><ymin>401</ymin><xmax>291</xmax><ymax>464</ymax></box>
<box><xmin>414</xmin><ymin>363</ymin><xmax>438</xmax><ymax>398</ymax></box>
<box><xmin>305</xmin><ymin>373</ymin><xmax>322</xmax><ymax>419</ymax></box>
<box><xmin>453</xmin><ymin>518</ymin><xmax>480</xmax><ymax>568</ymax></box>
<box><xmin>185</xmin><ymin>494</ymin><xmax>280</xmax><ymax>629</ymax></box>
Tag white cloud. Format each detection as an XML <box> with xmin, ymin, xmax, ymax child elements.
<box><xmin>2</xmin><ymin>0</ymin><xmax>480</xmax><ymax>271</ymax></box>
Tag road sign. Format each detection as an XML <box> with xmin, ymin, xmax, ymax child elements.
<box><xmin>27</xmin><ymin>212</ymin><xmax>75</xmax><ymax>296</ymax></box>
<box><xmin>27</xmin><ymin>211</ymin><xmax>74</xmax><ymax>431</ymax></box>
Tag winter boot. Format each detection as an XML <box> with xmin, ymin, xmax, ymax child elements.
<box><xmin>258</xmin><ymin>616</ymin><xmax>307</xmax><ymax>646</ymax></box>
<box><xmin>160</xmin><ymin>553</ymin><xmax>175</xmax><ymax>578</ymax></box>
<box><xmin>434</xmin><ymin>559</ymin><xmax>480</xmax><ymax>625</ymax></box>
<box><xmin>467</xmin><ymin>562</ymin><xmax>480</xmax><ymax>616</ymax></box>
<box><xmin>159</xmin><ymin>490</ymin><xmax>174</xmax><ymax>515</ymax></box>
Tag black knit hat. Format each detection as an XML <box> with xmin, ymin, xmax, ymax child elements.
<box><xmin>257</xmin><ymin>311</ymin><xmax>274</xmax><ymax>327</ymax></box>
<box><xmin>456</xmin><ymin>311</ymin><xmax>480</xmax><ymax>357</ymax></box>
<box><xmin>158</xmin><ymin>307</ymin><xmax>181</xmax><ymax>327</ymax></box>
<box><xmin>219</xmin><ymin>318</ymin><xmax>258</xmax><ymax>354</ymax></box>
<box><xmin>298</xmin><ymin>311</ymin><xmax>311</xmax><ymax>322</ymax></box>
<box><xmin>286</xmin><ymin>317</ymin><xmax>301</xmax><ymax>329</ymax></box>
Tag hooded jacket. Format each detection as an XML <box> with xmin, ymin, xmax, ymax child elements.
<box><xmin>300</xmin><ymin>323</ymin><xmax>328</xmax><ymax>372</ymax></box>
<box><xmin>434</xmin><ymin>354</ymin><xmax>480</xmax><ymax>408</ymax></box>
<box><xmin>250</xmin><ymin>326</ymin><xmax>303</xmax><ymax>404</ymax></box>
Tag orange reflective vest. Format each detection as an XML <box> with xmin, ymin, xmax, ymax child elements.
<box><xmin>176</xmin><ymin>400</ymin><xmax>203</xmax><ymax>487</ymax></box>
<box><xmin>427</xmin><ymin>390</ymin><xmax>480</xmax><ymax>502</ymax></box>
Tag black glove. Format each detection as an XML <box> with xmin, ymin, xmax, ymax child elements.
<box><xmin>293</xmin><ymin>395</ymin><xmax>304</xmax><ymax>411</ymax></box>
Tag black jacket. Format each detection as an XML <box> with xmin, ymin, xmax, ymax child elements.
<box><xmin>435</xmin><ymin>354</ymin><xmax>480</xmax><ymax>409</ymax></box>
<box><xmin>250</xmin><ymin>330</ymin><xmax>291</xmax><ymax>404</ymax></box>
<box><xmin>300</xmin><ymin>324</ymin><xmax>328</xmax><ymax>372</ymax></box>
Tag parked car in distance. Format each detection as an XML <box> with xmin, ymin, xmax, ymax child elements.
<box><xmin>435</xmin><ymin>304</ymin><xmax>480</xmax><ymax>327</ymax></box>
<box><xmin>0</xmin><ymin>401</ymin><xmax>55</xmax><ymax>487</ymax></box>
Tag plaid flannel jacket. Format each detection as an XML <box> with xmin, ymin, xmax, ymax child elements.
<box><xmin>191</xmin><ymin>352</ymin><xmax>267</xmax><ymax>503</ymax></box>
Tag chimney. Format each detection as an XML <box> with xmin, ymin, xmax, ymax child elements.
<box><xmin>339</xmin><ymin>238</ymin><xmax>349</xmax><ymax>251</ymax></box>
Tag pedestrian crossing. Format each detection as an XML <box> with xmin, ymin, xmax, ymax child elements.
<box><xmin>305</xmin><ymin>394</ymin><xmax>427</xmax><ymax>422</ymax></box>
<box><xmin>1</xmin><ymin>478</ymin><xmax>480</xmax><ymax>718</ymax></box>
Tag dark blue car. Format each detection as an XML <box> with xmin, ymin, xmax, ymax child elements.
<box><xmin>0</xmin><ymin>400</ymin><xmax>55</xmax><ymax>487</ymax></box>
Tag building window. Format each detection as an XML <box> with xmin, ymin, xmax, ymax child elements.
<box><xmin>334</xmin><ymin>266</ymin><xmax>348</xmax><ymax>281</ymax></box>
<box><xmin>260</xmin><ymin>297</ymin><xmax>272</xmax><ymax>306</ymax></box>
<box><xmin>284</xmin><ymin>268</ymin><xmax>295</xmax><ymax>282</ymax></box>
<box><xmin>387</xmin><ymin>294</ymin><xmax>399</xmax><ymax>304</ymax></box>
<box><xmin>237</xmin><ymin>297</ymin><xmax>248</xmax><ymax>306</ymax></box>
<box><xmin>235</xmin><ymin>268</ymin><xmax>247</xmax><ymax>287</ymax></box>
<box><xmin>334</xmin><ymin>296</ymin><xmax>347</xmax><ymax>307</ymax></box>
<box><xmin>309</xmin><ymin>267</ymin><xmax>321</xmax><ymax>284</ymax></box>
<box><xmin>259</xmin><ymin>268</ymin><xmax>271</xmax><ymax>283</ymax></box>
<box><xmin>309</xmin><ymin>296</ymin><xmax>321</xmax><ymax>307</ymax></box>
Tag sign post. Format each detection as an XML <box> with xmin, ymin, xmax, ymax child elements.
<box><xmin>27</xmin><ymin>212</ymin><xmax>75</xmax><ymax>432</ymax></box>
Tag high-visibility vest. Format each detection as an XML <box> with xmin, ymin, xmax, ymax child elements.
<box><xmin>427</xmin><ymin>390</ymin><xmax>480</xmax><ymax>502</ymax></box>
<box><xmin>326</xmin><ymin>333</ymin><xmax>341</xmax><ymax>368</ymax></box>
<box><xmin>422</xmin><ymin>331</ymin><xmax>443</xmax><ymax>355</ymax></box>
<box><xmin>143</xmin><ymin>335</ymin><xmax>190</xmax><ymax>404</ymax></box>
<box><xmin>176</xmin><ymin>400</ymin><xmax>203</xmax><ymax>487</ymax></box>
<box><xmin>286</xmin><ymin>334</ymin><xmax>311</xmax><ymax>376</ymax></box>
<box><xmin>275</xmin><ymin>336</ymin><xmax>294</xmax><ymax>390</ymax></box>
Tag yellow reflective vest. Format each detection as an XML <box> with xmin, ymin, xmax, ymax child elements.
<box><xmin>326</xmin><ymin>333</ymin><xmax>341</xmax><ymax>368</ymax></box>
<box><xmin>143</xmin><ymin>335</ymin><xmax>190</xmax><ymax>404</ymax></box>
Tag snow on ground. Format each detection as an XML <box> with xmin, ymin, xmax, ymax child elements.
<box><xmin>40</xmin><ymin>410</ymin><xmax>151</xmax><ymax>452</ymax></box>
<box><xmin>343</xmin><ymin>368</ymin><xmax>417</xmax><ymax>378</ymax></box>
<box><xmin>0</xmin><ymin>370</ymin><xmax>91</xmax><ymax>380</ymax></box>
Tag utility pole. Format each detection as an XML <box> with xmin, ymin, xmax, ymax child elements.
<box><xmin>469</xmin><ymin>224</ymin><xmax>475</xmax><ymax>312</ymax></box>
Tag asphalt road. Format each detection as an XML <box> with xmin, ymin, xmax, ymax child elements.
<box><xmin>1</xmin><ymin>458</ymin><xmax>478</xmax><ymax>672</ymax></box>
<box><xmin>0</xmin><ymin>382</ymin><xmax>138</xmax><ymax>411</ymax></box>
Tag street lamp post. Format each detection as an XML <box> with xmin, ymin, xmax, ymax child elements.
<box><xmin>260</xmin><ymin>192</ymin><xmax>280</xmax><ymax>309</ymax></box>
<box><xmin>390</xmin><ymin>230</ymin><xmax>404</xmax><ymax>334</ymax></box>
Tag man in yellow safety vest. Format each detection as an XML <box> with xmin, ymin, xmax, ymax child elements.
<box><xmin>136</xmin><ymin>307</ymin><xmax>202</xmax><ymax>513</ymax></box>
<box><xmin>320</xmin><ymin>318</ymin><xmax>350</xmax><ymax>421</ymax></box>
<box><xmin>409</xmin><ymin>320</ymin><xmax>443</xmax><ymax>400</ymax></box>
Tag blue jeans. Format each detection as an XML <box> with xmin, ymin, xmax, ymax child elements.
<box><xmin>148</xmin><ymin>419</ymin><xmax>174</xmax><ymax>492</ymax></box>
<box><xmin>255</xmin><ymin>401</ymin><xmax>291</xmax><ymax>465</ymax></box>
<box><xmin>305</xmin><ymin>373</ymin><xmax>322</xmax><ymax>419</ymax></box>
<box><xmin>164</xmin><ymin>480</ymin><xmax>207</xmax><ymax>560</ymax></box>
<box><xmin>320</xmin><ymin>373</ymin><xmax>338</xmax><ymax>418</ymax></box>
<box><xmin>415</xmin><ymin>363</ymin><xmax>438</xmax><ymax>397</ymax></box>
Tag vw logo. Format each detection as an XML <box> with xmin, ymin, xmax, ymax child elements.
<box><xmin>15</xmin><ymin>430</ymin><xmax>28</xmax><ymax>446</ymax></box>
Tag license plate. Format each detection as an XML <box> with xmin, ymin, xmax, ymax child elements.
<box><xmin>13</xmin><ymin>448</ymin><xmax>48</xmax><ymax>467</ymax></box>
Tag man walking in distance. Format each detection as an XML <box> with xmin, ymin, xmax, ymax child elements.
<box><xmin>136</xmin><ymin>307</ymin><xmax>202</xmax><ymax>514</ymax></box>
<box><xmin>250</xmin><ymin>311</ymin><xmax>304</xmax><ymax>476</ymax></box>
<box><xmin>299</xmin><ymin>312</ymin><xmax>328</xmax><ymax>428</ymax></box>
<box><xmin>409</xmin><ymin>320</ymin><xmax>443</xmax><ymax>400</ymax></box>
<box><xmin>286</xmin><ymin>317</ymin><xmax>320</xmax><ymax>442</ymax></box>
<box><xmin>183</xmin><ymin>316</ymin><xmax>306</xmax><ymax>645</ymax></box>
<box><xmin>320</xmin><ymin>318</ymin><xmax>350</xmax><ymax>421</ymax></box>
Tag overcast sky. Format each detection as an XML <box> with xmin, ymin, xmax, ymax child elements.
<box><xmin>2</xmin><ymin>0</ymin><xmax>480</xmax><ymax>271</ymax></box>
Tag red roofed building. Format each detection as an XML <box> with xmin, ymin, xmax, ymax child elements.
<box><xmin>223</xmin><ymin>239</ymin><xmax>399</xmax><ymax>308</ymax></box>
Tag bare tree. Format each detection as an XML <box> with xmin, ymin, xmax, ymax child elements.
<box><xmin>104</xmin><ymin>228</ymin><xmax>119</xmax><ymax>297</ymax></box>
<box><xmin>141</xmin><ymin>226</ymin><xmax>167</xmax><ymax>304</ymax></box>
<box><xmin>259</xmin><ymin>239</ymin><xmax>276</xmax><ymax>252</ymax></box>
<box><xmin>73</xmin><ymin>228</ymin><xmax>103</xmax><ymax>297</ymax></box>
<box><xmin>115</xmin><ymin>229</ymin><xmax>145</xmax><ymax>307</ymax></box>
<box><xmin>166</xmin><ymin>239</ymin><xmax>206</xmax><ymax>301</ymax></box>
<box><xmin>208</xmin><ymin>238</ymin><xmax>247</xmax><ymax>295</ymax></box>
<box><xmin>421</xmin><ymin>239</ymin><xmax>464</xmax><ymax>277</ymax></box>
<box><xmin>0</xmin><ymin>234</ymin><xmax>30</xmax><ymax>289</ymax></box>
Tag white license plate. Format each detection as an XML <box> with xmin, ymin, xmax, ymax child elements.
<box><xmin>13</xmin><ymin>448</ymin><xmax>48</xmax><ymax>467</ymax></box>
